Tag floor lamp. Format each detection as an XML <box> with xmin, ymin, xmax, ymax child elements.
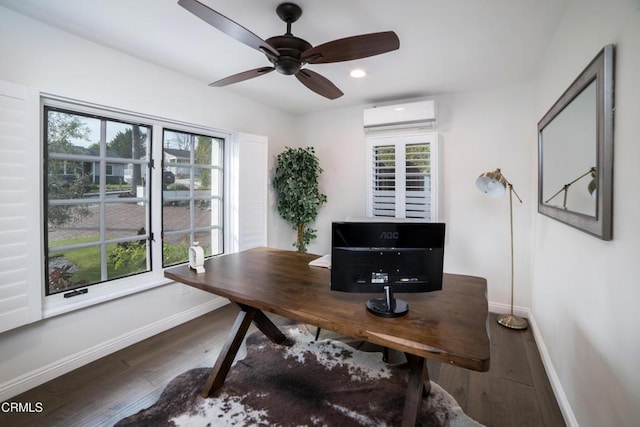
<box><xmin>476</xmin><ymin>168</ymin><xmax>528</xmax><ymax>330</ymax></box>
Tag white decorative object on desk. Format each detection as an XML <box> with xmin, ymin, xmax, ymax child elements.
<box><xmin>188</xmin><ymin>242</ymin><xmax>205</xmax><ymax>274</ymax></box>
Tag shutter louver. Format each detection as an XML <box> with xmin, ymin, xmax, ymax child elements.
<box><xmin>405</xmin><ymin>143</ymin><xmax>431</xmax><ymax>219</ymax></box>
<box><xmin>372</xmin><ymin>145</ymin><xmax>396</xmax><ymax>217</ymax></box>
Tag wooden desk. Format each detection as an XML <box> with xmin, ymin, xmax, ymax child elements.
<box><xmin>164</xmin><ymin>247</ymin><xmax>490</xmax><ymax>426</ymax></box>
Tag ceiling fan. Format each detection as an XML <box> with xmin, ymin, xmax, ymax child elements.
<box><xmin>178</xmin><ymin>0</ymin><xmax>400</xmax><ymax>99</ymax></box>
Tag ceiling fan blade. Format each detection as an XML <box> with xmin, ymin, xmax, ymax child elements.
<box><xmin>295</xmin><ymin>69</ymin><xmax>343</xmax><ymax>99</ymax></box>
<box><xmin>301</xmin><ymin>31</ymin><xmax>399</xmax><ymax>64</ymax></box>
<box><xmin>178</xmin><ymin>0</ymin><xmax>279</xmax><ymax>59</ymax></box>
<box><xmin>209</xmin><ymin>67</ymin><xmax>275</xmax><ymax>87</ymax></box>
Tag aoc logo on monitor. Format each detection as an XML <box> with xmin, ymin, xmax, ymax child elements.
<box><xmin>379</xmin><ymin>231</ymin><xmax>399</xmax><ymax>239</ymax></box>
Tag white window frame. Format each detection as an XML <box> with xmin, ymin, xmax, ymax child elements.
<box><xmin>366</xmin><ymin>132</ymin><xmax>442</xmax><ymax>221</ymax></box>
<box><xmin>40</xmin><ymin>95</ymin><xmax>235</xmax><ymax>318</ymax></box>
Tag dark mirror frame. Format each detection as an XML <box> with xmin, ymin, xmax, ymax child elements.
<box><xmin>538</xmin><ymin>44</ymin><xmax>614</xmax><ymax>240</ymax></box>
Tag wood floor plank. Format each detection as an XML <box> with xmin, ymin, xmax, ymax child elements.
<box><xmin>498</xmin><ymin>378</ymin><xmax>545</xmax><ymax>427</ymax></box>
<box><xmin>493</xmin><ymin>319</ymin><xmax>534</xmax><ymax>386</ymax></box>
<box><xmin>463</xmin><ymin>369</ymin><xmax>494</xmax><ymax>425</ymax></box>
<box><xmin>523</xmin><ymin>328</ymin><xmax>566</xmax><ymax>426</ymax></box>
<box><xmin>436</xmin><ymin>363</ymin><xmax>472</xmax><ymax>407</ymax></box>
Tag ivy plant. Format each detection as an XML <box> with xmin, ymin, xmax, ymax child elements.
<box><xmin>272</xmin><ymin>146</ymin><xmax>327</xmax><ymax>252</ymax></box>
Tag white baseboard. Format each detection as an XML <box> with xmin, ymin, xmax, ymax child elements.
<box><xmin>488</xmin><ymin>301</ymin><xmax>529</xmax><ymax>318</ymax></box>
<box><xmin>527</xmin><ymin>312</ymin><xmax>578</xmax><ymax>427</ymax></box>
<box><xmin>0</xmin><ymin>297</ymin><xmax>229</xmax><ymax>402</ymax></box>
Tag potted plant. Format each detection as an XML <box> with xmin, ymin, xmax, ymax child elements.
<box><xmin>272</xmin><ymin>146</ymin><xmax>327</xmax><ymax>252</ymax></box>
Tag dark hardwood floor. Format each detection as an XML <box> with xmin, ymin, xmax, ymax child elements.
<box><xmin>1</xmin><ymin>305</ymin><xmax>565</xmax><ymax>426</ymax></box>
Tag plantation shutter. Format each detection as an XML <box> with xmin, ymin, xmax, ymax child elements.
<box><xmin>0</xmin><ymin>80</ymin><xmax>42</xmax><ymax>333</ymax></box>
<box><xmin>367</xmin><ymin>133</ymin><xmax>440</xmax><ymax>221</ymax></box>
<box><xmin>235</xmin><ymin>132</ymin><xmax>268</xmax><ymax>251</ymax></box>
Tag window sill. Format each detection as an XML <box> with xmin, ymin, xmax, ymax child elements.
<box><xmin>42</xmin><ymin>272</ymin><xmax>176</xmax><ymax>319</ymax></box>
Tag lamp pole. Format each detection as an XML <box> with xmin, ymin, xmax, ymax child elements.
<box><xmin>497</xmin><ymin>182</ymin><xmax>527</xmax><ymax>329</ymax></box>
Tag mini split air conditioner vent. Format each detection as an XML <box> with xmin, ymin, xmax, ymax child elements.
<box><xmin>363</xmin><ymin>100</ymin><xmax>437</xmax><ymax>133</ymax></box>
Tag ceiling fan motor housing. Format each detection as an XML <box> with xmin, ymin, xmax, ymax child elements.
<box><xmin>265</xmin><ymin>35</ymin><xmax>312</xmax><ymax>75</ymax></box>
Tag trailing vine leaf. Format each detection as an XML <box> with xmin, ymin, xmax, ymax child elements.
<box><xmin>272</xmin><ymin>147</ymin><xmax>327</xmax><ymax>252</ymax></box>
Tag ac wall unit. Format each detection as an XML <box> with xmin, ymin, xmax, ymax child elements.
<box><xmin>363</xmin><ymin>100</ymin><xmax>437</xmax><ymax>133</ymax></box>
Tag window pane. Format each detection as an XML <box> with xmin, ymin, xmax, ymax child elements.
<box><xmin>47</xmin><ymin>159</ymin><xmax>92</xmax><ymax>200</ymax></box>
<box><xmin>162</xmin><ymin>129</ymin><xmax>224</xmax><ymax>267</ymax></box>
<box><xmin>105</xmin><ymin>202</ymin><xmax>147</xmax><ymax>239</ymax></box>
<box><xmin>45</xmin><ymin>107</ymin><xmax>151</xmax><ymax>295</ymax></box>
<box><xmin>163</xmin><ymin>233</ymin><xmax>190</xmax><ymax>266</ymax></box>
<box><xmin>194</xmin><ymin>229</ymin><xmax>222</xmax><ymax>257</ymax></box>
<box><xmin>106</xmin><ymin>122</ymin><xmax>148</xmax><ymax>190</ymax></box>
<box><xmin>47</xmin><ymin>202</ymin><xmax>99</xmax><ymax>242</ymax></box>
<box><xmin>163</xmin><ymin>204</ymin><xmax>191</xmax><ymax>233</ymax></box>
<box><xmin>48</xmin><ymin>246</ymin><xmax>102</xmax><ymax>293</ymax></box>
<box><xmin>47</xmin><ymin>111</ymin><xmax>100</xmax><ymax>154</ymax></box>
<box><xmin>108</xmin><ymin>241</ymin><xmax>149</xmax><ymax>280</ymax></box>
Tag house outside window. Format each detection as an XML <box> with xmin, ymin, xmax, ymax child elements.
<box><xmin>366</xmin><ymin>132</ymin><xmax>441</xmax><ymax>220</ymax></box>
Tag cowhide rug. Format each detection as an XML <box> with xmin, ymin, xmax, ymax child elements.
<box><xmin>116</xmin><ymin>324</ymin><xmax>483</xmax><ymax>427</ymax></box>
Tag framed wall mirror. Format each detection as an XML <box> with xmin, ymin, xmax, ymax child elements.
<box><xmin>538</xmin><ymin>44</ymin><xmax>614</xmax><ymax>240</ymax></box>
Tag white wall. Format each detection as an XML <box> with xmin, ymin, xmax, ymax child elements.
<box><xmin>294</xmin><ymin>83</ymin><xmax>535</xmax><ymax>310</ymax></box>
<box><xmin>0</xmin><ymin>6</ymin><xmax>297</xmax><ymax>399</ymax></box>
<box><xmin>531</xmin><ymin>0</ymin><xmax>640</xmax><ymax>425</ymax></box>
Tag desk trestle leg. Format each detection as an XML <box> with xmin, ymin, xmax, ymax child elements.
<box><xmin>250</xmin><ymin>308</ymin><xmax>290</xmax><ymax>345</ymax></box>
<box><xmin>201</xmin><ymin>305</ymin><xmax>292</xmax><ymax>398</ymax></box>
<box><xmin>402</xmin><ymin>353</ymin><xmax>431</xmax><ymax>426</ymax></box>
<box><xmin>201</xmin><ymin>307</ymin><xmax>257</xmax><ymax>397</ymax></box>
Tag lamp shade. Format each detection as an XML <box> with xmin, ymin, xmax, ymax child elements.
<box><xmin>476</xmin><ymin>169</ymin><xmax>507</xmax><ymax>197</ymax></box>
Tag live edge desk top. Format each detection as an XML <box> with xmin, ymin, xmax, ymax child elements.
<box><xmin>164</xmin><ymin>247</ymin><xmax>490</xmax><ymax>426</ymax></box>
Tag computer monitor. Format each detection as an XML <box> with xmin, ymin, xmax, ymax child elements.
<box><xmin>331</xmin><ymin>221</ymin><xmax>445</xmax><ymax>317</ymax></box>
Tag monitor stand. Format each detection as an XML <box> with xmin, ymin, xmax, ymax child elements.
<box><xmin>366</xmin><ymin>286</ymin><xmax>409</xmax><ymax>318</ymax></box>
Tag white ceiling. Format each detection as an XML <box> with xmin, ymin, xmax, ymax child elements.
<box><xmin>0</xmin><ymin>0</ymin><xmax>568</xmax><ymax>115</ymax></box>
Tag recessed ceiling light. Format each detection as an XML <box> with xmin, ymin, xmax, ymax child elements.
<box><xmin>350</xmin><ymin>68</ymin><xmax>366</xmax><ymax>78</ymax></box>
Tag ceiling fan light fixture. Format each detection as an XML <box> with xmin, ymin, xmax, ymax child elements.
<box><xmin>350</xmin><ymin>68</ymin><xmax>367</xmax><ymax>78</ymax></box>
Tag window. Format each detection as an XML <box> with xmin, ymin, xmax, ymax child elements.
<box><xmin>0</xmin><ymin>83</ymin><xmax>268</xmax><ymax>329</ymax></box>
<box><xmin>43</xmin><ymin>100</ymin><xmax>229</xmax><ymax>298</ymax></box>
<box><xmin>45</xmin><ymin>107</ymin><xmax>152</xmax><ymax>295</ymax></box>
<box><xmin>162</xmin><ymin>130</ymin><xmax>224</xmax><ymax>266</ymax></box>
<box><xmin>366</xmin><ymin>132</ymin><xmax>440</xmax><ymax>220</ymax></box>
